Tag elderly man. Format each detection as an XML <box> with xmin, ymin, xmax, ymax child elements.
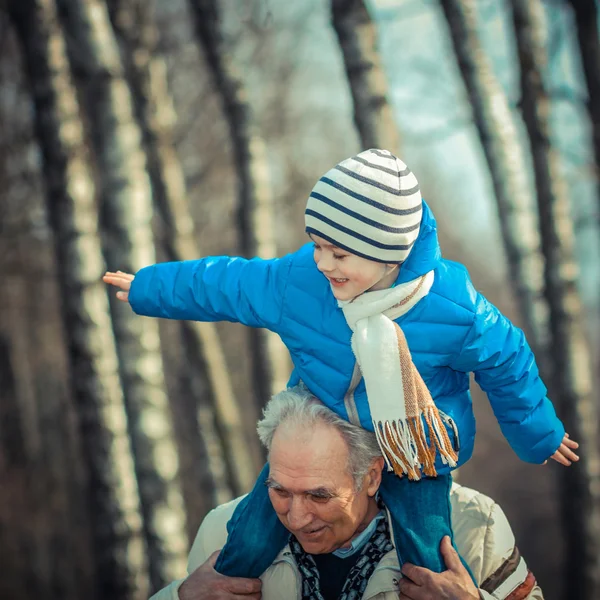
<box><xmin>152</xmin><ymin>385</ymin><xmax>542</xmax><ymax>600</ymax></box>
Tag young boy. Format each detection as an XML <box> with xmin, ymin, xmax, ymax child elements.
<box><xmin>104</xmin><ymin>148</ymin><xmax>578</xmax><ymax>581</ymax></box>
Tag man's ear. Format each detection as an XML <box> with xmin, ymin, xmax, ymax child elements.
<box><xmin>366</xmin><ymin>457</ymin><xmax>385</xmax><ymax>497</ymax></box>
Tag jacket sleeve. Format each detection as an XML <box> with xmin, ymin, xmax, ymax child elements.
<box><xmin>477</xmin><ymin>501</ymin><xmax>544</xmax><ymax>600</ymax></box>
<box><xmin>480</xmin><ymin>586</ymin><xmax>544</xmax><ymax>600</ymax></box>
<box><xmin>449</xmin><ymin>292</ymin><xmax>564</xmax><ymax>464</ymax></box>
<box><xmin>128</xmin><ymin>253</ymin><xmax>293</xmax><ymax>331</ymax></box>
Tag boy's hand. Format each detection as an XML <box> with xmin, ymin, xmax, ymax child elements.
<box><xmin>545</xmin><ymin>433</ymin><xmax>579</xmax><ymax>466</ymax></box>
<box><xmin>103</xmin><ymin>271</ymin><xmax>135</xmax><ymax>302</ymax></box>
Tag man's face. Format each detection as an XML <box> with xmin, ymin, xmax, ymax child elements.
<box><xmin>267</xmin><ymin>422</ymin><xmax>383</xmax><ymax>555</ymax></box>
<box><xmin>311</xmin><ymin>234</ymin><xmax>399</xmax><ymax>301</ymax></box>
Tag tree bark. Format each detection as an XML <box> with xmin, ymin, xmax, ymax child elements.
<box><xmin>439</xmin><ymin>0</ymin><xmax>547</xmax><ymax>352</ymax></box>
<box><xmin>188</xmin><ymin>0</ymin><xmax>291</xmax><ymax>411</ymax></box>
<box><xmin>331</xmin><ymin>0</ymin><xmax>401</xmax><ymax>152</ymax></box>
<box><xmin>568</xmin><ymin>0</ymin><xmax>600</xmax><ymax>213</ymax></box>
<box><xmin>55</xmin><ymin>0</ymin><xmax>188</xmax><ymax>590</ymax></box>
<box><xmin>107</xmin><ymin>0</ymin><xmax>257</xmax><ymax>497</ymax></box>
<box><xmin>7</xmin><ymin>1</ymin><xmax>149</xmax><ymax>597</ymax></box>
<box><xmin>511</xmin><ymin>2</ymin><xmax>600</xmax><ymax>598</ymax></box>
<box><xmin>0</xmin><ymin>313</ymin><xmax>45</xmax><ymax>600</ymax></box>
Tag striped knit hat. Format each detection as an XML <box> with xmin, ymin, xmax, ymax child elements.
<box><xmin>305</xmin><ymin>149</ymin><xmax>422</xmax><ymax>264</ymax></box>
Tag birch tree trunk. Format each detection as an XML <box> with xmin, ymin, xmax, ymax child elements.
<box><xmin>331</xmin><ymin>0</ymin><xmax>401</xmax><ymax>152</ymax></box>
<box><xmin>7</xmin><ymin>0</ymin><xmax>149</xmax><ymax>597</ymax></box>
<box><xmin>188</xmin><ymin>0</ymin><xmax>291</xmax><ymax>408</ymax></box>
<box><xmin>439</xmin><ymin>0</ymin><xmax>547</xmax><ymax>352</ymax></box>
<box><xmin>511</xmin><ymin>2</ymin><xmax>600</xmax><ymax>598</ymax></box>
<box><xmin>107</xmin><ymin>0</ymin><xmax>256</xmax><ymax>497</ymax></box>
<box><xmin>568</xmin><ymin>0</ymin><xmax>600</xmax><ymax>213</ymax></box>
<box><xmin>55</xmin><ymin>0</ymin><xmax>188</xmax><ymax>590</ymax></box>
<box><xmin>0</xmin><ymin>320</ymin><xmax>45</xmax><ymax>600</ymax></box>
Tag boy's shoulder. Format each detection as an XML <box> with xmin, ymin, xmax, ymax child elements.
<box><xmin>280</xmin><ymin>243</ymin><xmax>333</xmax><ymax>299</ymax></box>
<box><xmin>286</xmin><ymin>242</ymin><xmax>326</xmax><ymax>280</ymax></box>
<box><xmin>429</xmin><ymin>258</ymin><xmax>481</xmax><ymax>318</ymax></box>
<box><xmin>287</xmin><ymin>242</ymin><xmax>317</xmax><ymax>267</ymax></box>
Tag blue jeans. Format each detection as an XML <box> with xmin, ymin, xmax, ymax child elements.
<box><xmin>215</xmin><ymin>464</ymin><xmax>475</xmax><ymax>584</ymax></box>
<box><xmin>215</xmin><ymin>464</ymin><xmax>289</xmax><ymax>577</ymax></box>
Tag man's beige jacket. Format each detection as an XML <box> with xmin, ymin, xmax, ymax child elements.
<box><xmin>151</xmin><ymin>484</ymin><xmax>543</xmax><ymax>600</ymax></box>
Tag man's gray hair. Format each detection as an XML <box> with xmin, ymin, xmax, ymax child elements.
<box><xmin>257</xmin><ymin>384</ymin><xmax>383</xmax><ymax>489</ymax></box>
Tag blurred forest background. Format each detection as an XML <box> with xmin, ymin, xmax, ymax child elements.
<box><xmin>0</xmin><ymin>0</ymin><xmax>599</xmax><ymax>599</ymax></box>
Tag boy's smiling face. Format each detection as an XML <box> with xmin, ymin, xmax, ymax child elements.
<box><xmin>310</xmin><ymin>234</ymin><xmax>399</xmax><ymax>301</ymax></box>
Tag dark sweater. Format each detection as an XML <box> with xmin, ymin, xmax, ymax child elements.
<box><xmin>311</xmin><ymin>551</ymin><xmax>362</xmax><ymax>600</ymax></box>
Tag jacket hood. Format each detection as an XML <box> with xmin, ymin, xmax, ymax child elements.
<box><xmin>396</xmin><ymin>199</ymin><xmax>441</xmax><ymax>284</ymax></box>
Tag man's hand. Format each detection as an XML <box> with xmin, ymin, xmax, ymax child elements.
<box><xmin>545</xmin><ymin>433</ymin><xmax>579</xmax><ymax>467</ymax></box>
<box><xmin>398</xmin><ymin>536</ymin><xmax>479</xmax><ymax>600</ymax></box>
<box><xmin>102</xmin><ymin>271</ymin><xmax>134</xmax><ymax>303</ymax></box>
<box><xmin>178</xmin><ymin>550</ymin><xmax>262</xmax><ymax>599</ymax></box>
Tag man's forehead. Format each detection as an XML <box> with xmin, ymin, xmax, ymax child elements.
<box><xmin>268</xmin><ymin>422</ymin><xmax>352</xmax><ymax>483</ymax></box>
<box><xmin>270</xmin><ymin>423</ymin><xmax>348</xmax><ymax>460</ymax></box>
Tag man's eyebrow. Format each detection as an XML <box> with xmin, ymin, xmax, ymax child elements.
<box><xmin>264</xmin><ymin>477</ymin><xmax>285</xmax><ymax>490</ymax></box>
<box><xmin>264</xmin><ymin>478</ymin><xmax>336</xmax><ymax>498</ymax></box>
<box><xmin>306</xmin><ymin>487</ymin><xmax>337</xmax><ymax>499</ymax></box>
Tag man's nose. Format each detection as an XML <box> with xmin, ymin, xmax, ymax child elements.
<box><xmin>287</xmin><ymin>497</ymin><xmax>312</xmax><ymax>530</ymax></box>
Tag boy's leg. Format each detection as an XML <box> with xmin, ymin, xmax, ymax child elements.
<box><xmin>379</xmin><ymin>472</ymin><xmax>476</xmax><ymax>584</ymax></box>
<box><xmin>214</xmin><ymin>463</ymin><xmax>290</xmax><ymax>578</ymax></box>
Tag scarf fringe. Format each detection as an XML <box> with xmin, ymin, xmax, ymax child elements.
<box><xmin>374</xmin><ymin>406</ymin><xmax>458</xmax><ymax>481</ymax></box>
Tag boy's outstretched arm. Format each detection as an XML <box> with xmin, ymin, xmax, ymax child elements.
<box><xmin>103</xmin><ymin>254</ymin><xmax>292</xmax><ymax>331</ymax></box>
<box><xmin>450</xmin><ymin>292</ymin><xmax>579</xmax><ymax>466</ymax></box>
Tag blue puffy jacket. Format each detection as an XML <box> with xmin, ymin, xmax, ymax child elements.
<box><xmin>129</xmin><ymin>201</ymin><xmax>564</xmax><ymax>473</ymax></box>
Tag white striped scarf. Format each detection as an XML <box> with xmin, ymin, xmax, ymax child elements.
<box><xmin>339</xmin><ymin>271</ymin><xmax>457</xmax><ymax>479</ymax></box>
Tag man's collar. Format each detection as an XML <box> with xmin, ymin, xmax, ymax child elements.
<box><xmin>332</xmin><ymin>511</ymin><xmax>385</xmax><ymax>558</ymax></box>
